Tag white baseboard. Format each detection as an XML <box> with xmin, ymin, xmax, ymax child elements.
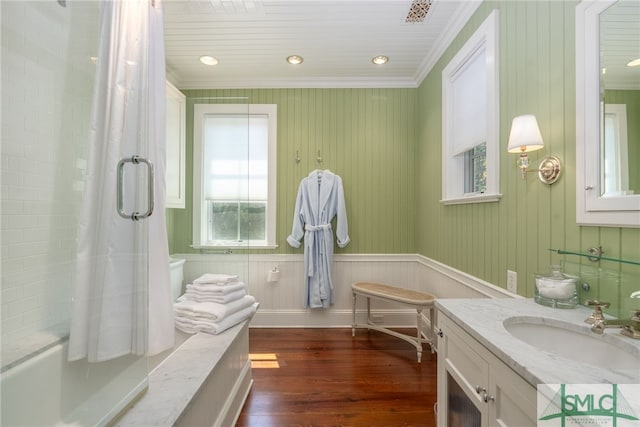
<box><xmin>251</xmin><ymin>308</ymin><xmax>419</xmax><ymax>328</ymax></box>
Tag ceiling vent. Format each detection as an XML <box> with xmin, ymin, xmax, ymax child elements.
<box><xmin>405</xmin><ymin>0</ymin><xmax>432</xmax><ymax>23</ymax></box>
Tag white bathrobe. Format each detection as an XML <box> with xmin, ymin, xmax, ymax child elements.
<box><xmin>287</xmin><ymin>170</ymin><xmax>350</xmax><ymax>308</ymax></box>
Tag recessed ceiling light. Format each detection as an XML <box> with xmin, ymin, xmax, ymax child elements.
<box><xmin>199</xmin><ymin>55</ymin><xmax>218</xmax><ymax>66</ymax></box>
<box><xmin>627</xmin><ymin>58</ymin><xmax>640</xmax><ymax>67</ymax></box>
<box><xmin>372</xmin><ymin>55</ymin><xmax>389</xmax><ymax>65</ymax></box>
<box><xmin>287</xmin><ymin>55</ymin><xmax>303</xmax><ymax>65</ymax></box>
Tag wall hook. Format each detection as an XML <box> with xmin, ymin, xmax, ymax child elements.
<box><xmin>295</xmin><ymin>150</ymin><xmax>301</xmax><ymax>164</ymax></box>
<box><xmin>316</xmin><ymin>150</ymin><xmax>323</xmax><ymax>164</ymax></box>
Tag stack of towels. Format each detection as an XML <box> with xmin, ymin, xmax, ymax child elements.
<box><xmin>174</xmin><ymin>273</ymin><xmax>257</xmax><ymax>335</ymax></box>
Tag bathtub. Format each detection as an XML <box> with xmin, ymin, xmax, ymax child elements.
<box><xmin>0</xmin><ymin>339</ymin><xmax>148</xmax><ymax>426</ymax></box>
<box><xmin>1</xmin><ymin>320</ymin><xmax>252</xmax><ymax>427</ymax></box>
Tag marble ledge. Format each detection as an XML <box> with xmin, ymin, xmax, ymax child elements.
<box><xmin>114</xmin><ymin>320</ymin><xmax>248</xmax><ymax>427</ymax></box>
<box><xmin>435</xmin><ymin>298</ymin><xmax>640</xmax><ymax>386</ymax></box>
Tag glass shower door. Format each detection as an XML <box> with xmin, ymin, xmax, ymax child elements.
<box><xmin>1</xmin><ymin>1</ymin><xmax>151</xmax><ymax>425</ymax></box>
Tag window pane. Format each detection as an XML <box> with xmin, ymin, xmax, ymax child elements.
<box><xmin>464</xmin><ymin>143</ymin><xmax>487</xmax><ymax>194</ymax></box>
<box><xmin>240</xmin><ymin>203</ymin><xmax>266</xmax><ymax>241</ymax></box>
<box><xmin>209</xmin><ymin>201</ymin><xmax>266</xmax><ymax>243</ymax></box>
<box><xmin>210</xmin><ymin>202</ymin><xmax>239</xmax><ymax>241</ymax></box>
<box><xmin>473</xmin><ymin>143</ymin><xmax>487</xmax><ymax>193</ymax></box>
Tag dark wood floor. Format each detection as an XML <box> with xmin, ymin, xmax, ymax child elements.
<box><xmin>235</xmin><ymin>327</ymin><xmax>438</xmax><ymax>427</ymax></box>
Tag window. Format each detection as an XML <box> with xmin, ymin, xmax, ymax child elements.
<box><xmin>193</xmin><ymin>104</ymin><xmax>277</xmax><ymax>248</ymax></box>
<box><xmin>464</xmin><ymin>142</ymin><xmax>487</xmax><ymax>194</ymax></box>
<box><xmin>441</xmin><ymin>10</ymin><xmax>500</xmax><ymax>205</ymax></box>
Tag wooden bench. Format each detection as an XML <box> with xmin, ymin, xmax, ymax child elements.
<box><xmin>351</xmin><ymin>282</ymin><xmax>436</xmax><ymax>363</ymax></box>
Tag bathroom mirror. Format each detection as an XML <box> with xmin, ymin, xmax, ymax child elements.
<box><xmin>600</xmin><ymin>2</ymin><xmax>639</xmax><ymax>197</ymax></box>
<box><xmin>576</xmin><ymin>0</ymin><xmax>640</xmax><ymax>227</ymax></box>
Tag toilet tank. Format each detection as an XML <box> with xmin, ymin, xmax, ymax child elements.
<box><xmin>169</xmin><ymin>257</ymin><xmax>186</xmax><ymax>301</ymax></box>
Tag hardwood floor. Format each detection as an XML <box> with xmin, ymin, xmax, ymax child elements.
<box><xmin>235</xmin><ymin>327</ymin><xmax>438</xmax><ymax>427</ymax></box>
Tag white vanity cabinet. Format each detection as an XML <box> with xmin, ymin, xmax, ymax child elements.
<box><xmin>437</xmin><ymin>311</ymin><xmax>537</xmax><ymax>427</ymax></box>
<box><xmin>165</xmin><ymin>80</ymin><xmax>186</xmax><ymax>209</ymax></box>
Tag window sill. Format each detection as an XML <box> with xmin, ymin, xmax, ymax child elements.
<box><xmin>440</xmin><ymin>193</ymin><xmax>502</xmax><ymax>206</ymax></box>
<box><xmin>191</xmin><ymin>244</ymin><xmax>279</xmax><ymax>251</ymax></box>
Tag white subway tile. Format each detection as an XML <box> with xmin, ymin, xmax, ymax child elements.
<box><xmin>2</xmin><ymin>286</ymin><xmax>23</xmax><ymax>303</ymax></box>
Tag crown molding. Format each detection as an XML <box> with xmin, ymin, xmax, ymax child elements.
<box><xmin>174</xmin><ymin>76</ymin><xmax>420</xmax><ymax>90</ymax></box>
<box><xmin>414</xmin><ymin>0</ymin><xmax>483</xmax><ymax>86</ymax></box>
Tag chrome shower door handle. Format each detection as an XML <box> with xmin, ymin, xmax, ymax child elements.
<box><xmin>117</xmin><ymin>155</ymin><xmax>155</xmax><ymax>221</ymax></box>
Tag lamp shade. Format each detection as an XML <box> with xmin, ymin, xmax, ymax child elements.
<box><xmin>507</xmin><ymin>114</ymin><xmax>545</xmax><ymax>153</ymax></box>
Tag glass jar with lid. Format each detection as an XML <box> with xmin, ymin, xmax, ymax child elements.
<box><xmin>534</xmin><ymin>265</ymin><xmax>578</xmax><ymax>308</ymax></box>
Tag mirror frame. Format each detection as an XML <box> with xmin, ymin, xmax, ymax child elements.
<box><xmin>576</xmin><ymin>0</ymin><xmax>640</xmax><ymax>228</ymax></box>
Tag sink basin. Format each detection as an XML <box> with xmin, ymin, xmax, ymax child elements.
<box><xmin>503</xmin><ymin>317</ymin><xmax>640</xmax><ymax>371</ymax></box>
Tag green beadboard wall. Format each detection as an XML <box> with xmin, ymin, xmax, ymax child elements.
<box><xmin>416</xmin><ymin>0</ymin><xmax>640</xmax><ymax>301</ymax></box>
<box><xmin>605</xmin><ymin>90</ymin><xmax>640</xmax><ymax>193</ymax></box>
<box><xmin>167</xmin><ymin>0</ymin><xmax>640</xmax><ymax>300</ymax></box>
<box><xmin>166</xmin><ymin>88</ymin><xmax>417</xmax><ymax>255</ymax></box>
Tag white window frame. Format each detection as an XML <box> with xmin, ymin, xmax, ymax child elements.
<box><xmin>601</xmin><ymin>104</ymin><xmax>629</xmax><ymax>197</ymax></box>
<box><xmin>441</xmin><ymin>10</ymin><xmax>501</xmax><ymax>205</ymax></box>
<box><xmin>192</xmin><ymin>104</ymin><xmax>278</xmax><ymax>249</ymax></box>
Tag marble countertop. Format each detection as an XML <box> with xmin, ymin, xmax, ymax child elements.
<box><xmin>435</xmin><ymin>298</ymin><xmax>640</xmax><ymax>386</ymax></box>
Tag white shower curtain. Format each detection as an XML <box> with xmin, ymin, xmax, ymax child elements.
<box><xmin>68</xmin><ymin>0</ymin><xmax>174</xmax><ymax>362</ymax></box>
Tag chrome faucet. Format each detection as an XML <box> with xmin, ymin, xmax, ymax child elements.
<box><xmin>586</xmin><ymin>300</ymin><xmax>640</xmax><ymax>340</ymax></box>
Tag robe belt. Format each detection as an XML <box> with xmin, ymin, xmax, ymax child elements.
<box><xmin>305</xmin><ymin>224</ymin><xmax>331</xmax><ymax>232</ymax></box>
<box><xmin>304</xmin><ymin>223</ymin><xmax>332</xmax><ymax>277</ymax></box>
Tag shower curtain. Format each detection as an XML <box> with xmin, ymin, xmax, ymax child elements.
<box><xmin>68</xmin><ymin>0</ymin><xmax>174</xmax><ymax>362</ymax></box>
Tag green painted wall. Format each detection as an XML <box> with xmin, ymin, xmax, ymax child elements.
<box><xmin>416</xmin><ymin>0</ymin><xmax>639</xmax><ymax>305</ymax></box>
<box><xmin>604</xmin><ymin>90</ymin><xmax>640</xmax><ymax>193</ymax></box>
<box><xmin>167</xmin><ymin>0</ymin><xmax>640</xmax><ymax>306</ymax></box>
<box><xmin>167</xmin><ymin>88</ymin><xmax>417</xmax><ymax>255</ymax></box>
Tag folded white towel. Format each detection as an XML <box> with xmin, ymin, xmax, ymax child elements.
<box><xmin>185</xmin><ymin>282</ymin><xmax>246</xmax><ymax>295</ymax></box>
<box><xmin>184</xmin><ymin>288</ymin><xmax>246</xmax><ymax>304</ymax></box>
<box><xmin>175</xmin><ymin>303</ymin><xmax>258</xmax><ymax>335</ymax></box>
<box><xmin>192</xmin><ymin>273</ymin><xmax>239</xmax><ymax>285</ymax></box>
<box><xmin>174</xmin><ymin>295</ymin><xmax>256</xmax><ymax>322</ymax></box>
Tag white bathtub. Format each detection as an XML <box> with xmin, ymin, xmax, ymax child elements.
<box><xmin>0</xmin><ymin>340</ymin><xmax>148</xmax><ymax>426</ymax></box>
<box><xmin>1</xmin><ymin>320</ymin><xmax>253</xmax><ymax>427</ymax></box>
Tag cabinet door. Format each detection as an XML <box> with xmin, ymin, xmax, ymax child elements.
<box><xmin>488</xmin><ymin>357</ymin><xmax>537</xmax><ymax>427</ymax></box>
<box><xmin>437</xmin><ymin>316</ymin><xmax>489</xmax><ymax>426</ymax></box>
<box><xmin>165</xmin><ymin>81</ymin><xmax>186</xmax><ymax>208</ymax></box>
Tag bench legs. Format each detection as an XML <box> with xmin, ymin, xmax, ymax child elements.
<box><xmin>351</xmin><ymin>292</ymin><xmax>356</xmax><ymax>336</ymax></box>
<box><xmin>416</xmin><ymin>308</ymin><xmax>423</xmax><ymax>363</ymax></box>
<box><xmin>352</xmin><ymin>291</ymin><xmax>434</xmax><ymax>363</ymax></box>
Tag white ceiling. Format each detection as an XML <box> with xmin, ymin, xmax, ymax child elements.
<box><xmin>600</xmin><ymin>0</ymin><xmax>640</xmax><ymax>90</ymax></box>
<box><xmin>162</xmin><ymin>0</ymin><xmax>481</xmax><ymax>89</ymax></box>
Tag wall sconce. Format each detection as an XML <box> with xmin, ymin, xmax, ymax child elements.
<box><xmin>507</xmin><ymin>114</ymin><xmax>561</xmax><ymax>184</ymax></box>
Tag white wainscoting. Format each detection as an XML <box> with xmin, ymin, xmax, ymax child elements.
<box><xmin>173</xmin><ymin>253</ymin><xmax>515</xmax><ymax>328</ymax></box>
